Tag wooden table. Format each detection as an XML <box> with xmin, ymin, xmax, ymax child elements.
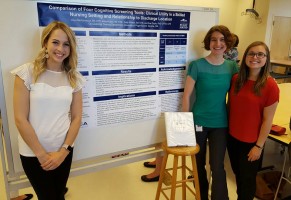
<box><xmin>271</xmin><ymin>59</ymin><xmax>291</xmax><ymax>68</ymax></box>
<box><xmin>267</xmin><ymin>83</ymin><xmax>291</xmax><ymax>199</ymax></box>
<box><xmin>269</xmin><ymin>83</ymin><xmax>291</xmax><ymax>147</ymax></box>
<box><xmin>270</xmin><ymin>59</ymin><xmax>291</xmax><ymax>81</ymax></box>
<box><xmin>272</xmin><ymin>83</ymin><xmax>291</xmax><ymax>126</ymax></box>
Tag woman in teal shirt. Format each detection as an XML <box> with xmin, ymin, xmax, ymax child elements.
<box><xmin>182</xmin><ymin>25</ymin><xmax>238</xmax><ymax>200</ymax></box>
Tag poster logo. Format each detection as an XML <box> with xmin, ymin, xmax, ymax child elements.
<box><xmin>179</xmin><ymin>19</ymin><xmax>188</xmax><ymax>30</ymax></box>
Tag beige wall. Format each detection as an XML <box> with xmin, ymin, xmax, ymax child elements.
<box><xmin>121</xmin><ymin>0</ymin><xmax>270</xmax><ymax>61</ymax></box>
<box><xmin>122</xmin><ymin>0</ymin><xmax>239</xmax><ymax>30</ymax></box>
<box><xmin>67</xmin><ymin>0</ymin><xmax>291</xmax><ymax>62</ymax></box>
<box><xmin>234</xmin><ymin>0</ymin><xmax>270</xmax><ymax>61</ymax></box>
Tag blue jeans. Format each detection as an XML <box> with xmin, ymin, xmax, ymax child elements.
<box><xmin>195</xmin><ymin>127</ymin><xmax>229</xmax><ymax>200</ymax></box>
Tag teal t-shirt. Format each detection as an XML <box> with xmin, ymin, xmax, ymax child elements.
<box><xmin>187</xmin><ymin>58</ymin><xmax>238</xmax><ymax>128</ymax></box>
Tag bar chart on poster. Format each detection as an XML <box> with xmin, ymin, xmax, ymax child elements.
<box><xmin>0</xmin><ymin>0</ymin><xmax>218</xmax><ymax>179</ymax></box>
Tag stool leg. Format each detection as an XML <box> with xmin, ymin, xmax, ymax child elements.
<box><xmin>191</xmin><ymin>155</ymin><xmax>201</xmax><ymax>200</ymax></box>
<box><xmin>170</xmin><ymin>155</ymin><xmax>179</xmax><ymax>200</ymax></box>
<box><xmin>155</xmin><ymin>153</ymin><xmax>168</xmax><ymax>200</ymax></box>
<box><xmin>182</xmin><ymin>156</ymin><xmax>186</xmax><ymax>200</ymax></box>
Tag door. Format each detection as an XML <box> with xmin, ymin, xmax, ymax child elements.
<box><xmin>270</xmin><ymin>16</ymin><xmax>291</xmax><ymax>60</ymax></box>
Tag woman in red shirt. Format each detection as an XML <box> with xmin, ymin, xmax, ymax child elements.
<box><xmin>228</xmin><ymin>41</ymin><xmax>279</xmax><ymax>200</ymax></box>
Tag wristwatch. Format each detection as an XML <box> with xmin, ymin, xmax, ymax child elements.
<box><xmin>62</xmin><ymin>144</ymin><xmax>73</xmax><ymax>152</ymax></box>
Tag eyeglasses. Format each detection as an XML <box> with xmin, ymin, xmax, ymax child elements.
<box><xmin>247</xmin><ymin>52</ymin><xmax>267</xmax><ymax>59</ymax></box>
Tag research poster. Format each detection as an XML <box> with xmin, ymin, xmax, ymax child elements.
<box><xmin>37</xmin><ymin>3</ymin><xmax>190</xmax><ymax>128</ymax></box>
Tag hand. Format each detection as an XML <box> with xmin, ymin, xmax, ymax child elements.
<box><xmin>37</xmin><ymin>152</ymin><xmax>50</xmax><ymax>166</ymax></box>
<box><xmin>40</xmin><ymin>151</ymin><xmax>68</xmax><ymax>171</ymax></box>
<box><xmin>247</xmin><ymin>146</ymin><xmax>262</xmax><ymax>162</ymax></box>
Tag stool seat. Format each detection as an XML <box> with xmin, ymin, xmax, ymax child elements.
<box><xmin>156</xmin><ymin>141</ymin><xmax>201</xmax><ymax>200</ymax></box>
<box><xmin>164</xmin><ymin>143</ymin><xmax>200</xmax><ymax>156</ymax></box>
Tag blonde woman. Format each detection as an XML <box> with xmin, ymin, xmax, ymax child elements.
<box><xmin>12</xmin><ymin>21</ymin><xmax>85</xmax><ymax>200</ymax></box>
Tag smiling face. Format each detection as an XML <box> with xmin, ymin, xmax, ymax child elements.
<box><xmin>245</xmin><ymin>45</ymin><xmax>267</xmax><ymax>71</ymax></box>
<box><xmin>209</xmin><ymin>31</ymin><xmax>227</xmax><ymax>56</ymax></box>
<box><xmin>45</xmin><ymin>28</ymin><xmax>70</xmax><ymax>69</ymax></box>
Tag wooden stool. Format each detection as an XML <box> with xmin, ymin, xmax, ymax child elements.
<box><xmin>155</xmin><ymin>141</ymin><xmax>201</xmax><ymax>200</ymax></box>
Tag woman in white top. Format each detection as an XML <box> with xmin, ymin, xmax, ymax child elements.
<box><xmin>12</xmin><ymin>21</ymin><xmax>85</xmax><ymax>200</ymax></box>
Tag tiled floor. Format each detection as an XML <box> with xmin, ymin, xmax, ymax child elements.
<box><xmin>1</xmin><ymin>140</ymin><xmax>290</xmax><ymax>200</ymax></box>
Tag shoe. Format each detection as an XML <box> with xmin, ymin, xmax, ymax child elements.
<box><xmin>187</xmin><ymin>175</ymin><xmax>195</xmax><ymax>187</ymax></box>
<box><xmin>187</xmin><ymin>175</ymin><xmax>194</xmax><ymax>179</ymax></box>
<box><xmin>141</xmin><ymin>175</ymin><xmax>159</xmax><ymax>182</ymax></box>
<box><xmin>64</xmin><ymin>187</ymin><xmax>68</xmax><ymax>195</ymax></box>
<box><xmin>23</xmin><ymin>194</ymin><xmax>33</xmax><ymax>200</ymax></box>
<box><xmin>143</xmin><ymin>162</ymin><xmax>156</xmax><ymax>168</ymax></box>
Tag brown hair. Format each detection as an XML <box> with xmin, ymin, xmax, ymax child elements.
<box><xmin>234</xmin><ymin>41</ymin><xmax>270</xmax><ymax>96</ymax></box>
<box><xmin>203</xmin><ymin>25</ymin><xmax>233</xmax><ymax>50</ymax></box>
<box><xmin>232</xmin><ymin>34</ymin><xmax>239</xmax><ymax>47</ymax></box>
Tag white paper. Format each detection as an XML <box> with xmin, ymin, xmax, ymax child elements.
<box><xmin>164</xmin><ymin>112</ymin><xmax>196</xmax><ymax>147</ymax></box>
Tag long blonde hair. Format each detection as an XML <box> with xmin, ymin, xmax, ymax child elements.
<box><xmin>33</xmin><ymin>21</ymin><xmax>79</xmax><ymax>88</ymax></box>
<box><xmin>234</xmin><ymin>41</ymin><xmax>270</xmax><ymax>96</ymax></box>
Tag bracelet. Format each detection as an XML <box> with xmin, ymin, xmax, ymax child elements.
<box><xmin>255</xmin><ymin>144</ymin><xmax>263</xmax><ymax>149</ymax></box>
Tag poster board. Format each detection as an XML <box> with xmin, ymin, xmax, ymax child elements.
<box><xmin>0</xmin><ymin>0</ymin><xmax>218</xmax><ymax>180</ymax></box>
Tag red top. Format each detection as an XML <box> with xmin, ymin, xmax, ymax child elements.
<box><xmin>229</xmin><ymin>74</ymin><xmax>280</xmax><ymax>143</ymax></box>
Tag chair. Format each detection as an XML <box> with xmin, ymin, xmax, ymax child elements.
<box><xmin>155</xmin><ymin>141</ymin><xmax>201</xmax><ymax>200</ymax></box>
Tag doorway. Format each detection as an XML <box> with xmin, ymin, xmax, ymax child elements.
<box><xmin>270</xmin><ymin>16</ymin><xmax>291</xmax><ymax>60</ymax></box>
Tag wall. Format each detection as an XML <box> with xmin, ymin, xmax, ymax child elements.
<box><xmin>121</xmin><ymin>0</ymin><xmax>272</xmax><ymax>61</ymax></box>
<box><xmin>41</xmin><ymin>0</ymin><xmax>291</xmax><ymax>63</ymax></box>
<box><xmin>44</xmin><ymin>0</ymin><xmax>277</xmax><ymax>61</ymax></box>
<box><xmin>122</xmin><ymin>0</ymin><xmax>239</xmax><ymax>31</ymax></box>
<box><xmin>233</xmin><ymin>0</ymin><xmax>270</xmax><ymax>60</ymax></box>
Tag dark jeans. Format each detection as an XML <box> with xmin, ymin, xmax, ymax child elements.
<box><xmin>20</xmin><ymin>150</ymin><xmax>73</xmax><ymax>200</ymax></box>
<box><xmin>195</xmin><ymin>127</ymin><xmax>229</xmax><ymax>200</ymax></box>
<box><xmin>227</xmin><ymin>134</ymin><xmax>262</xmax><ymax>200</ymax></box>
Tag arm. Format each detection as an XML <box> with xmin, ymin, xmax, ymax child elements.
<box><xmin>181</xmin><ymin>76</ymin><xmax>195</xmax><ymax>112</ymax></box>
<box><xmin>226</xmin><ymin>93</ymin><xmax>231</xmax><ymax>125</ymax></box>
<box><xmin>227</xmin><ymin>76</ymin><xmax>236</xmax><ymax>116</ymax></box>
<box><xmin>63</xmin><ymin>89</ymin><xmax>83</xmax><ymax>146</ymax></box>
<box><xmin>43</xmin><ymin>89</ymin><xmax>83</xmax><ymax>170</ymax></box>
<box><xmin>247</xmin><ymin>101</ymin><xmax>278</xmax><ymax>161</ymax></box>
<box><xmin>13</xmin><ymin>76</ymin><xmax>49</xmax><ymax>163</ymax></box>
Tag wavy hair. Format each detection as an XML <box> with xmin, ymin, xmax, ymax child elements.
<box><xmin>33</xmin><ymin>21</ymin><xmax>79</xmax><ymax>88</ymax></box>
<box><xmin>234</xmin><ymin>41</ymin><xmax>270</xmax><ymax>96</ymax></box>
<box><xmin>203</xmin><ymin>25</ymin><xmax>233</xmax><ymax>50</ymax></box>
